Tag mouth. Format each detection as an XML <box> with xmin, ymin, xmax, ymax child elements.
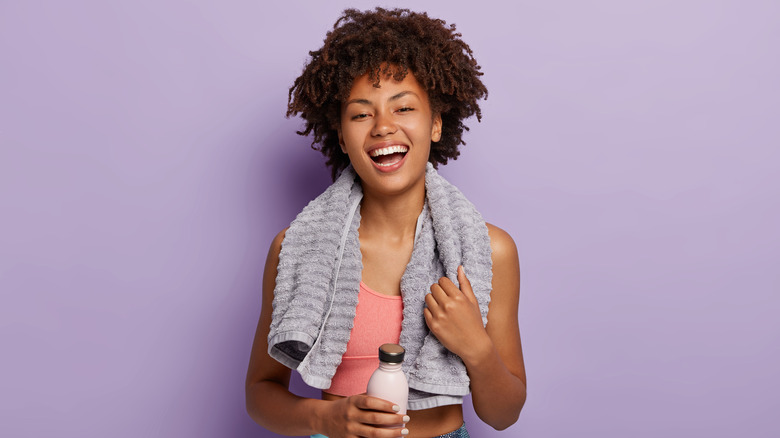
<box><xmin>368</xmin><ymin>144</ymin><xmax>409</xmax><ymax>168</ymax></box>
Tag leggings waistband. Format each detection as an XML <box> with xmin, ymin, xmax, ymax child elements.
<box><xmin>435</xmin><ymin>422</ymin><xmax>469</xmax><ymax>438</ymax></box>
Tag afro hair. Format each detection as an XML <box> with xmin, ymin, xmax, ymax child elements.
<box><xmin>287</xmin><ymin>7</ymin><xmax>488</xmax><ymax>179</ymax></box>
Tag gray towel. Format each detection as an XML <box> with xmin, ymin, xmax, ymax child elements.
<box><xmin>268</xmin><ymin>163</ymin><xmax>492</xmax><ymax>410</ymax></box>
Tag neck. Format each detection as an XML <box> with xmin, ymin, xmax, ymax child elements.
<box><xmin>359</xmin><ymin>182</ymin><xmax>425</xmax><ymax>241</ymax></box>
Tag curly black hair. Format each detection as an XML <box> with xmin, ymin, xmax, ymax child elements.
<box><xmin>287</xmin><ymin>7</ymin><xmax>488</xmax><ymax>180</ymax></box>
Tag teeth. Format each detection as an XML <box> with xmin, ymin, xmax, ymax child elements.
<box><xmin>369</xmin><ymin>145</ymin><xmax>408</xmax><ymax>157</ymax></box>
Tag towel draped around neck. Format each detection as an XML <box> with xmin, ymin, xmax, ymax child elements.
<box><xmin>268</xmin><ymin>163</ymin><xmax>492</xmax><ymax>410</ymax></box>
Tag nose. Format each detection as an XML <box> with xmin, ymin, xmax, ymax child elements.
<box><xmin>370</xmin><ymin>111</ymin><xmax>397</xmax><ymax>137</ymax></box>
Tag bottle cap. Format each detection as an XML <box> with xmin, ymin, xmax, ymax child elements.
<box><xmin>378</xmin><ymin>343</ymin><xmax>405</xmax><ymax>364</ymax></box>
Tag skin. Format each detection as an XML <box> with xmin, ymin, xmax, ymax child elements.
<box><xmin>246</xmin><ymin>71</ymin><xmax>527</xmax><ymax>437</ymax></box>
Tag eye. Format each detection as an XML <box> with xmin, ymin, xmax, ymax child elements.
<box><xmin>351</xmin><ymin>113</ymin><xmax>369</xmax><ymax>120</ymax></box>
<box><xmin>397</xmin><ymin>107</ymin><xmax>414</xmax><ymax>113</ymax></box>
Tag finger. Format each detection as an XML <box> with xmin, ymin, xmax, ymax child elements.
<box><xmin>429</xmin><ymin>282</ymin><xmax>450</xmax><ymax>303</ymax></box>
<box><xmin>424</xmin><ymin>307</ymin><xmax>434</xmax><ymax>327</ymax></box>
<box><xmin>357</xmin><ymin>423</ymin><xmax>409</xmax><ymax>438</ymax></box>
<box><xmin>458</xmin><ymin>265</ymin><xmax>478</xmax><ymax>304</ymax></box>
<box><xmin>357</xmin><ymin>394</ymin><xmax>401</xmax><ymax>413</ymax></box>
<box><xmin>351</xmin><ymin>400</ymin><xmax>409</xmax><ymax>430</ymax></box>
<box><xmin>424</xmin><ymin>291</ymin><xmax>440</xmax><ymax>316</ymax></box>
<box><xmin>425</xmin><ymin>307</ymin><xmax>445</xmax><ymax>337</ymax></box>
<box><xmin>436</xmin><ymin>276</ymin><xmax>460</xmax><ymax>297</ymax></box>
<box><xmin>357</xmin><ymin>411</ymin><xmax>408</xmax><ymax>428</ymax></box>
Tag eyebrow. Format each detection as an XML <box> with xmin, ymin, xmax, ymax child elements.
<box><xmin>344</xmin><ymin>90</ymin><xmax>418</xmax><ymax>107</ymax></box>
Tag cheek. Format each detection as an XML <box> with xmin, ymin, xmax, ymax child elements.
<box><xmin>340</xmin><ymin>128</ymin><xmax>369</xmax><ymax>157</ymax></box>
<box><xmin>411</xmin><ymin>120</ymin><xmax>435</xmax><ymax>143</ymax></box>
<box><xmin>339</xmin><ymin>125</ymin><xmax>356</xmax><ymax>149</ymax></box>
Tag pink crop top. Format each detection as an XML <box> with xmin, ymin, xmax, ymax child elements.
<box><xmin>324</xmin><ymin>282</ymin><xmax>404</xmax><ymax>396</ymax></box>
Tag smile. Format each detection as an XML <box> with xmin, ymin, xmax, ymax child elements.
<box><xmin>369</xmin><ymin>145</ymin><xmax>409</xmax><ymax>168</ymax></box>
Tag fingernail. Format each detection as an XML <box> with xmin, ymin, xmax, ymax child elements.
<box><xmin>392</xmin><ymin>405</ymin><xmax>400</xmax><ymax>412</ymax></box>
<box><xmin>401</xmin><ymin>428</ymin><xmax>409</xmax><ymax>436</ymax></box>
<box><xmin>402</xmin><ymin>415</ymin><xmax>410</xmax><ymax>422</ymax></box>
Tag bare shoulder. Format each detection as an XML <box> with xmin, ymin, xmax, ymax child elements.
<box><xmin>271</xmin><ymin>227</ymin><xmax>289</xmax><ymax>252</ymax></box>
<box><xmin>485</xmin><ymin>223</ymin><xmax>519</xmax><ymax>268</ymax></box>
<box><xmin>483</xmin><ymin>223</ymin><xmax>525</xmax><ymax>383</ymax></box>
<box><xmin>266</xmin><ymin>227</ymin><xmax>289</xmax><ymax>263</ymax></box>
<box><xmin>484</xmin><ymin>222</ymin><xmax>520</xmax><ymax>305</ymax></box>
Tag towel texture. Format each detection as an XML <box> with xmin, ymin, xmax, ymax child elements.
<box><xmin>268</xmin><ymin>163</ymin><xmax>492</xmax><ymax>410</ymax></box>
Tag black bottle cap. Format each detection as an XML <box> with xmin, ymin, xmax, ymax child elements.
<box><xmin>378</xmin><ymin>343</ymin><xmax>405</xmax><ymax>363</ymax></box>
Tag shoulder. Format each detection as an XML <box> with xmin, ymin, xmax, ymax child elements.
<box><xmin>265</xmin><ymin>227</ymin><xmax>289</xmax><ymax>269</ymax></box>
<box><xmin>485</xmin><ymin>223</ymin><xmax>520</xmax><ymax>295</ymax></box>
<box><xmin>271</xmin><ymin>227</ymin><xmax>289</xmax><ymax>251</ymax></box>
<box><xmin>485</xmin><ymin>223</ymin><xmax>519</xmax><ymax>266</ymax></box>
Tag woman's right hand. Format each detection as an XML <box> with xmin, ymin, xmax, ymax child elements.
<box><xmin>319</xmin><ymin>394</ymin><xmax>409</xmax><ymax>438</ymax></box>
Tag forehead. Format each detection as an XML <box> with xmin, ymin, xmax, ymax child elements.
<box><xmin>345</xmin><ymin>71</ymin><xmax>428</xmax><ymax>101</ymax></box>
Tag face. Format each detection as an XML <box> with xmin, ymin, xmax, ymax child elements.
<box><xmin>339</xmin><ymin>70</ymin><xmax>442</xmax><ymax>197</ymax></box>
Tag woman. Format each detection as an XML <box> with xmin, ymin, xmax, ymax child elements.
<box><xmin>246</xmin><ymin>8</ymin><xmax>526</xmax><ymax>438</ymax></box>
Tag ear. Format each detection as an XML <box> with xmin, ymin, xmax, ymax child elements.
<box><xmin>431</xmin><ymin>113</ymin><xmax>443</xmax><ymax>143</ymax></box>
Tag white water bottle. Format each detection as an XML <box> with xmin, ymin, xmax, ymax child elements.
<box><xmin>366</xmin><ymin>343</ymin><xmax>408</xmax><ymax>417</ymax></box>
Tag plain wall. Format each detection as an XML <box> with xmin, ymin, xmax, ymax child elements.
<box><xmin>1</xmin><ymin>0</ymin><xmax>778</xmax><ymax>437</ymax></box>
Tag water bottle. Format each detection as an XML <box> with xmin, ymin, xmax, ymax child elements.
<box><xmin>366</xmin><ymin>343</ymin><xmax>408</xmax><ymax>418</ymax></box>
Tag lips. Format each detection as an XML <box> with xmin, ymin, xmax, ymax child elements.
<box><xmin>368</xmin><ymin>144</ymin><xmax>409</xmax><ymax>169</ymax></box>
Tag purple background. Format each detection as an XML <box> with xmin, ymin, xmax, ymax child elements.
<box><xmin>1</xmin><ymin>1</ymin><xmax>778</xmax><ymax>437</ymax></box>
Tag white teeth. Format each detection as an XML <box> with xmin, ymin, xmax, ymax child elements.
<box><xmin>369</xmin><ymin>145</ymin><xmax>409</xmax><ymax>157</ymax></box>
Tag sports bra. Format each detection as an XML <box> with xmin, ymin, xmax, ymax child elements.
<box><xmin>324</xmin><ymin>281</ymin><xmax>404</xmax><ymax>396</ymax></box>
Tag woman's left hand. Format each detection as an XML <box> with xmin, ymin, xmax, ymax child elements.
<box><xmin>424</xmin><ymin>266</ymin><xmax>490</xmax><ymax>362</ymax></box>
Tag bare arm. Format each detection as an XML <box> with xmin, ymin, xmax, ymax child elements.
<box><xmin>466</xmin><ymin>224</ymin><xmax>526</xmax><ymax>428</ymax></box>
<box><xmin>245</xmin><ymin>229</ymin><xmax>408</xmax><ymax>437</ymax></box>
<box><xmin>424</xmin><ymin>223</ymin><xmax>526</xmax><ymax>430</ymax></box>
<box><xmin>245</xmin><ymin>228</ymin><xmax>324</xmax><ymax>435</ymax></box>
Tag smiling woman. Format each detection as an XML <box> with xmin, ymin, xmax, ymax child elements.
<box><xmin>245</xmin><ymin>7</ymin><xmax>526</xmax><ymax>438</ymax></box>
<box><xmin>285</xmin><ymin>8</ymin><xmax>487</xmax><ymax>181</ymax></box>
